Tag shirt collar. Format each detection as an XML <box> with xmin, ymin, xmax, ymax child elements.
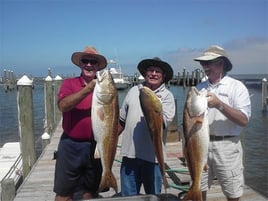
<box><xmin>78</xmin><ymin>75</ymin><xmax>86</xmax><ymax>87</ymax></box>
<box><xmin>153</xmin><ymin>83</ymin><xmax>166</xmax><ymax>93</ymax></box>
<box><xmin>208</xmin><ymin>75</ymin><xmax>229</xmax><ymax>88</ymax></box>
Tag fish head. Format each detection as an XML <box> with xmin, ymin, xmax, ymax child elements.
<box><xmin>139</xmin><ymin>86</ymin><xmax>162</xmax><ymax>113</ymax></box>
<box><xmin>187</xmin><ymin>87</ymin><xmax>208</xmax><ymax>117</ymax></box>
<box><xmin>95</xmin><ymin>70</ymin><xmax>117</xmax><ymax>104</ymax></box>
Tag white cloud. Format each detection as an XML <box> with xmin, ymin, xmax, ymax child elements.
<box><xmin>164</xmin><ymin>37</ymin><xmax>268</xmax><ymax>75</ymax></box>
<box><xmin>226</xmin><ymin>37</ymin><xmax>268</xmax><ymax>74</ymax></box>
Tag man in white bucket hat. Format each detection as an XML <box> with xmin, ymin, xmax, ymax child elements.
<box><xmin>194</xmin><ymin>45</ymin><xmax>251</xmax><ymax>201</ymax></box>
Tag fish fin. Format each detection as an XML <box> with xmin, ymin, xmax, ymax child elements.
<box><xmin>99</xmin><ymin>171</ymin><xmax>118</xmax><ymax>193</ymax></box>
<box><xmin>182</xmin><ymin>187</ymin><xmax>202</xmax><ymax>201</ymax></box>
<box><xmin>194</xmin><ymin>116</ymin><xmax>203</xmax><ymax>124</ymax></box>
<box><xmin>163</xmin><ymin>175</ymin><xmax>169</xmax><ymax>190</ymax></box>
<box><xmin>97</xmin><ymin>107</ymin><xmax>105</xmax><ymax>121</ymax></box>
<box><xmin>94</xmin><ymin>148</ymin><xmax>100</xmax><ymax>159</ymax></box>
<box><xmin>203</xmin><ymin>163</ymin><xmax>209</xmax><ymax>172</ymax></box>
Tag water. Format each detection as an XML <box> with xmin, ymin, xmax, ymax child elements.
<box><xmin>0</xmin><ymin>84</ymin><xmax>45</xmax><ymax>155</ymax></box>
<box><xmin>0</xmin><ymin>84</ymin><xmax>267</xmax><ymax>197</ymax></box>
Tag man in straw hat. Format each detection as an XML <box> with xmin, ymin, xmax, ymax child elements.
<box><xmin>194</xmin><ymin>45</ymin><xmax>251</xmax><ymax>201</ymax></box>
<box><xmin>117</xmin><ymin>57</ymin><xmax>176</xmax><ymax>195</ymax></box>
<box><xmin>53</xmin><ymin>46</ymin><xmax>107</xmax><ymax>201</ymax></box>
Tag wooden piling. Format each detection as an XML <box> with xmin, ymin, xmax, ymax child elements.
<box><xmin>196</xmin><ymin>69</ymin><xmax>201</xmax><ymax>84</ymax></box>
<box><xmin>186</xmin><ymin>72</ymin><xmax>190</xmax><ymax>86</ymax></box>
<box><xmin>177</xmin><ymin>72</ymin><xmax>181</xmax><ymax>85</ymax></box>
<box><xmin>17</xmin><ymin>75</ymin><xmax>36</xmax><ymax>179</ymax></box>
<box><xmin>53</xmin><ymin>75</ymin><xmax>63</xmax><ymax>124</ymax></box>
<box><xmin>1</xmin><ymin>178</ymin><xmax>16</xmax><ymax>201</ymax></box>
<box><xmin>191</xmin><ymin>71</ymin><xmax>195</xmax><ymax>86</ymax></box>
<box><xmin>44</xmin><ymin>75</ymin><xmax>54</xmax><ymax>135</ymax></box>
<box><xmin>182</xmin><ymin>68</ymin><xmax>186</xmax><ymax>88</ymax></box>
<box><xmin>262</xmin><ymin>78</ymin><xmax>267</xmax><ymax>111</ymax></box>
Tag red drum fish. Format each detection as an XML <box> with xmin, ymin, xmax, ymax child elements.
<box><xmin>92</xmin><ymin>70</ymin><xmax>119</xmax><ymax>193</ymax></box>
<box><xmin>139</xmin><ymin>86</ymin><xmax>168</xmax><ymax>190</ymax></box>
<box><xmin>182</xmin><ymin>87</ymin><xmax>209</xmax><ymax>201</ymax></box>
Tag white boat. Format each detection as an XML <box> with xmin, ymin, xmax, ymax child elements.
<box><xmin>0</xmin><ymin>142</ymin><xmax>23</xmax><ymax>188</ymax></box>
<box><xmin>108</xmin><ymin>59</ymin><xmax>130</xmax><ymax>90</ymax></box>
<box><xmin>138</xmin><ymin>74</ymin><xmax>145</xmax><ymax>83</ymax></box>
<box><xmin>109</xmin><ymin>67</ymin><xmax>130</xmax><ymax>90</ymax></box>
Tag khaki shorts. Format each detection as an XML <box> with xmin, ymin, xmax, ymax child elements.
<box><xmin>200</xmin><ymin>136</ymin><xmax>244</xmax><ymax>198</ymax></box>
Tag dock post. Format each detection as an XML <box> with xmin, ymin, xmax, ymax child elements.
<box><xmin>262</xmin><ymin>78</ymin><xmax>267</xmax><ymax>111</ymax></box>
<box><xmin>186</xmin><ymin>72</ymin><xmax>190</xmax><ymax>86</ymax></box>
<box><xmin>1</xmin><ymin>178</ymin><xmax>16</xmax><ymax>201</ymax></box>
<box><xmin>196</xmin><ymin>69</ymin><xmax>201</xmax><ymax>84</ymax></box>
<box><xmin>44</xmin><ymin>75</ymin><xmax>54</xmax><ymax>135</ymax></box>
<box><xmin>191</xmin><ymin>71</ymin><xmax>195</xmax><ymax>86</ymax></box>
<box><xmin>182</xmin><ymin>68</ymin><xmax>186</xmax><ymax>88</ymax></box>
<box><xmin>17</xmin><ymin>75</ymin><xmax>36</xmax><ymax>179</ymax></box>
<box><xmin>177</xmin><ymin>72</ymin><xmax>181</xmax><ymax>85</ymax></box>
<box><xmin>54</xmin><ymin>75</ymin><xmax>63</xmax><ymax>124</ymax></box>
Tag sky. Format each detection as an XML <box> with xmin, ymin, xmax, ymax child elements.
<box><xmin>1</xmin><ymin>0</ymin><xmax>268</xmax><ymax>78</ymax></box>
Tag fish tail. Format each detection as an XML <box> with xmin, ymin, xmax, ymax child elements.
<box><xmin>99</xmin><ymin>171</ymin><xmax>118</xmax><ymax>193</ymax></box>
<box><xmin>163</xmin><ymin>175</ymin><xmax>169</xmax><ymax>190</ymax></box>
<box><xmin>182</xmin><ymin>186</ymin><xmax>202</xmax><ymax>201</ymax></box>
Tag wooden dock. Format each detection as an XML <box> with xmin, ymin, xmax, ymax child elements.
<box><xmin>12</xmin><ymin>123</ymin><xmax>267</xmax><ymax>201</ymax></box>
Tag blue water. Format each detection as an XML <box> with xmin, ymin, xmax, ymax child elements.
<box><xmin>0</xmin><ymin>84</ymin><xmax>45</xmax><ymax>155</ymax></box>
<box><xmin>0</xmin><ymin>84</ymin><xmax>267</xmax><ymax>197</ymax></box>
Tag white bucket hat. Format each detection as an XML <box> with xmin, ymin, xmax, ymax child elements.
<box><xmin>194</xmin><ymin>45</ymin><xmax>232</xmax><ymax>72</ymax></box>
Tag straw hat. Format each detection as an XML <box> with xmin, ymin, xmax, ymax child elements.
<box><xmin>194</xmin><ymin>45</ymin><xmax>232</xmax><ymax>72</ymax></box>
<box><xmin>71</xmin><ymin>46</ymin><xmax>107</xmax><ymax>70</ymax></box>
<box><xmin>137</xmin><ymin>57</ymin><xmax>173</xmax><ymax>83</ymax></box>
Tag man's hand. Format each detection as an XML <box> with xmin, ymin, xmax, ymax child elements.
<box><xmin>85</xmin><ymin>79</ymin><xmax>96</xmax><ymax>93</ymax></box>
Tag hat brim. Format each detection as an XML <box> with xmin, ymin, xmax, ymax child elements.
<box><xmin>71</xmin><ymin>52</ymin><xmax>107</xmax><ymax>70</ymax></box>
<box><xmin>194</xmin><ymin>55</ymin><xmax>232</xmax><ymax>72</ymax></box>
<box><xmin>194</xmin><ymin>54</ymin><xmax>220</xmax><ymax>62</ymax></box>
<box><xmin>137</xmin><ymin>59</ymin><xmax>173</xmax><ymax>83</ymax></box>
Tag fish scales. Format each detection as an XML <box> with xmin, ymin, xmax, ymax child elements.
<box><xmin>139</xmin><ymin>86</ymin><xmax>169</xmax><ymax>190</ymax></box>
<box><xmin>92</xmin><ymin>70</ymin><xmax>119</xmax><ymax>193</ymax></box>
<box><xmin>182</xmin><ymin>87</ymin><xmax>209</xmax><ymax>201</ymax></box>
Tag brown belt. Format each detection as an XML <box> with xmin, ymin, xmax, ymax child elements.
<box><xmin>210</xmin><ymin>135</ymin><xmax>235</xmax><ymax>141</ymax></box>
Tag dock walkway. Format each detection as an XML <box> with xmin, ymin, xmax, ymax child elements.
<box><xmin>13</xmin><ymin>123</ymin><xmax>267</xmax><ymax>201</ymax></box>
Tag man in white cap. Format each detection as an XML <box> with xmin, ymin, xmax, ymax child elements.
<box><xmin>194</xmin><ymin>45</ymin><xmax>251</xmax><ymax>201</ymax></box>
<box><xmin>54</xmin><ymin>46</ymin><xmax>107</xmax><ymax>201</ymax></box>
<box><xmin>117</xmin><ymin>57</ymin><xmax>175</xmax><ymax>196</ymax></box>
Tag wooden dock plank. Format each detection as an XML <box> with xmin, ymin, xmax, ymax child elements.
<box><xmin>13</xmin><ymin>124</ymin><xmax>267</xmax><ymax>201</ymax></box>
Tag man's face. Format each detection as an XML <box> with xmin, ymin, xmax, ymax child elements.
<box><xmin>79</xmin><ymin>56</ymin><xmax>99</xmax><ymax>80</ymax></box>
<box><xmin>144</xmin><ymin>66</ymin><xmax>165</xmax><ymax>89</ymax></box>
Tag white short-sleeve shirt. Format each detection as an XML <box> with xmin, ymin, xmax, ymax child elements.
<box><xmin>196</xmin><ymin>75</ymin><xmax>251</xmax><ymax>136</ymax></box>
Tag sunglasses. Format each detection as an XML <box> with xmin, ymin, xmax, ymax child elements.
<box><xmin>81</xmin><ymin>59</ymin><xmax>98</xmax><ymax>65</ymax></box>
<box><xmin>200</xmin><ymin>59</ymin><xmax>222</xmax><ymax>66</ymax></box>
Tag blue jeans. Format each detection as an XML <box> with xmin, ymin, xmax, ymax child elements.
<box><xmin>120</xmin><ymin>157</ymin><xmax>162</xmax><ymax>196</ymax></box>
